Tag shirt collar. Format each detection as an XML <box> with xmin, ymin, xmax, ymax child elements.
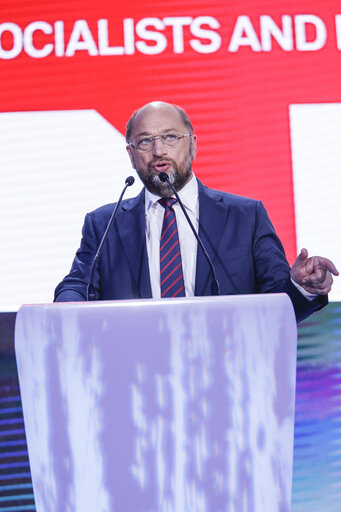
<box><xmin>145</xmin><ymin>174</ymin><xmax>198</xmax><ymax>214</ymax></box>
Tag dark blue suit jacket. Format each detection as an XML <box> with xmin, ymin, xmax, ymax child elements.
<box><xmin>54</xmin><ymin>180</ymin><xmax>327</xmax><ymax>322</ymax></box>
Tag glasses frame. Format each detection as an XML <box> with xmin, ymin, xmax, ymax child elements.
<box><xmin>128</xmin><ymin>133</ymin><xmax>192</xmax><ymax>153</ymax></box>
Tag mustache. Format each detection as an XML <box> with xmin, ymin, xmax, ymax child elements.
<box><xmin>147</xmin><ymin>157</ymin><xmax>176</xmax><ymax>170</ymax></box>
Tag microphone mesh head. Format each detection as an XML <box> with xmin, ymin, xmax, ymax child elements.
<box><xmin>159</xmin><ymin>172</ymin><xmax>168</xmax><ymax>182</ymax></box>
<box><xmin>125</xmin><ymin>176</ymin><xmax>135</xmax><ymax>186</ymax></box>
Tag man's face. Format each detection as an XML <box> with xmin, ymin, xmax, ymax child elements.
<box><xmin>126</xmin><ymin>103</ymin><xmax>197</xmax><ymax>197</ymax></box>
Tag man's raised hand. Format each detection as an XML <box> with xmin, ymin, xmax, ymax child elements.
<box><xmin>290</xmin><ymin>248</ymin><xmax>339</xmax><ymax>295</ymax></box>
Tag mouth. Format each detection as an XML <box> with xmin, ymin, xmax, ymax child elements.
<box><xmin>151</xmin><ymin>161</ymin><xmax>172</xmax><ymax>173</ymax></box>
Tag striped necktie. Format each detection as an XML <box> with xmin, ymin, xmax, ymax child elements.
<box><xmin>158</xmin><ymin>198</ymin><xmax>185</xmax><ymax>298</ymax></box>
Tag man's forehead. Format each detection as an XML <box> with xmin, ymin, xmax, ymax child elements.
<box><xmin>131</xmin><ymin>104</ymin><xmax>186</xmax><ymax>135</ymax></box>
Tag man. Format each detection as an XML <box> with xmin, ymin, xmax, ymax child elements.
<box><xmin>54</xmin><ymin>101</ymin><xmax>338</xmax><ymax>322</ymax></box>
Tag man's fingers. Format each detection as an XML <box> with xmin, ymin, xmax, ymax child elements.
<box><xmin>302</xmin><ymin>271</ymin><xmax>333</xmax><ymax>289</ymax></box>
<box><xmin>292</xmin><ymin>248</ymin><xmax>309</xmax><ymax>273</ymax></box>
<box><xmin>307</xmin><ymin>267</ymin><xmax>326</xmax><ymax>283</ymax></box>
<box><xmin>309</xmin><ymin>256</ymin><xmax>339</xmax><ymax>276</ymax></box>
<box><xmin>319</xmin><ymin>285</ymin><xmax>333</xmax><ymax>295</ymax></box>
<box><xmin>305</xmin><ymin>258</ymin><xmax>314</xmax><ymax>275</ymax></box>
<box><xmin>322</xmin><ymin>259</ymin><xmax>339</xmax><ymax>276</ymax></box>
<box><xmin>297</xmin><ymin>248</ymin><xmax>309</xmax><ymax>263</ymax></box>
<box><xmin>310</xmin><ymin>282</ymin><xmax>333</xmax><ymax>295</ymax></box>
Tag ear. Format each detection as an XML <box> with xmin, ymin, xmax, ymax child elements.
<box><xmin>191</xmin><ymin>134</ymin><xmax>197</xmax><ymax>160</ymax></box>
<box><xmin>126</xmin><ymin>144</ymin><xmax>136</xmax><ymax>169</ymax></box>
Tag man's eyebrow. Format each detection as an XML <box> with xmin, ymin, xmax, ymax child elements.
<box><xmin>135</xmin><ymin>131</ymin><xmax>150</xmax><ymax>137</ymax></box>
<box><xmin>134</xmin><ymin>128</ymin><xmax>179</xmax><ymax>137</ymax></box>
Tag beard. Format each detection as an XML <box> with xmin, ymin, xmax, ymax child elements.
<box><xmin>135</xmin><ymin>154</ymin><xmax>193</xmax><ymax>197</ymax></box>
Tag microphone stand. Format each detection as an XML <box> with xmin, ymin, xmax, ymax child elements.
<box><xmin>87</xmin><ymin>176</ymin><xmax>135</xmax><ymax>301</ymax></box>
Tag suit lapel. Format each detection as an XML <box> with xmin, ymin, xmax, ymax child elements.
<box><xmin>195</xmin><ymin>181</ymin><xmax>230</xmax><ymax>296</ymax></box>
<box><xmin>116</xmin><ymin>188</ymin><xmax>152</xmax><ymax>298</ymax></box>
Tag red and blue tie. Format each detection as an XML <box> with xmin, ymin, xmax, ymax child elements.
<box><xmin>159</xmin><ymin>198</ymin><xmax>185</xmax><ymax>298</ymax></box>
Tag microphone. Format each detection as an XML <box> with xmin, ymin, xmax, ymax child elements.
<box><xmin>159</xmin><ymin>172</ymin><xmax>220</xmax><ymax>296</ymax></box>
<box><xmin>87</xmin><ymin>176</ymin><xmax>135</xmax><ymax>301</ymax></box>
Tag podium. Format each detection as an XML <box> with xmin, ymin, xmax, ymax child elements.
<box><xmin>15</xmin><ymin>294</ymin><xmax>297</xmax><ymax>512</ymax></box>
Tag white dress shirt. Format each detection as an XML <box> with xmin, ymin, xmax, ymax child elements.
<box><xmin>145</xmin><ymin>175</ymin><xmax>199</xmax><ymax>298</ymax></box>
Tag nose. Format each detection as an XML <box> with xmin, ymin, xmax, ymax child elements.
<box><xmin>152</xmin><ymin>136</ymin><xmax>167</xmax><ymax>156</ymax></box>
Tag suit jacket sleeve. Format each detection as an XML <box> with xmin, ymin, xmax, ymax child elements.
<box><xmin>54</xmin><ymin>212</ymin><xmax>101</xmax><ymax>302</ymax></box>
<box><xmin>252</xmin><ymin>201</ymin><xmax>327</xmax><ymax>323</ymax></box>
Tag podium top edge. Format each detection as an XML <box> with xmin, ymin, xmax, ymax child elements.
<box><xmin>17</xmin><ymin>293</ymin><xmax>291</xmax><ymax>311</ymax></box>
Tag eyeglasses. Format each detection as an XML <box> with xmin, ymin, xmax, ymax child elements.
<box><xmin>129</xmin><ymin>133</ymin><xmax>192</xmax><ymax>152</ymax></box>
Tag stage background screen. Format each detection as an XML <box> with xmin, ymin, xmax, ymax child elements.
<box><xmin>0</xmin><ymin>1</ymin><xmax>340</xmax><ymax>511</ymax></box>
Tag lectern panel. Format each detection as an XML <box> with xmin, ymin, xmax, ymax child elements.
<box><xmin>15</xmin><ymin>295</ymin><xmax>296</xmax><ymax>512</ymax></box>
